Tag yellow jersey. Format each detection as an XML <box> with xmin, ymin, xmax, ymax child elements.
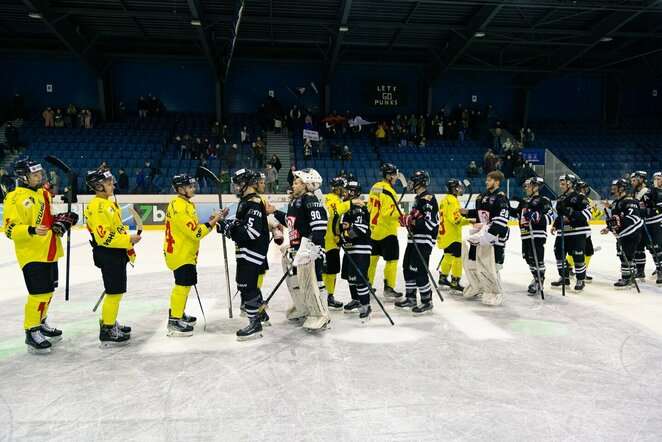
<box><xmin>368</xmin><ymin>181</ymin><xmax>400</xmax><ymax>240</ymax></box>
<box><xmin>85</xmin><ymin>197</ymin><xmax>136</xmax><ymax>263</ymax></box>
<box><xmin>437</xmin><ymin>194</ymin><xmax>471</xmax><ymax>249</ymax></box>
<box><xmin>324</xmin><ymin>192</ymin><xmax>350</xmax><ymax>250</ymax></box>
<box><xmin>3</xmin><ymin>186</ymin><xmax>63</xmax><ymax>268</ymax></box>
<box><xmin>587</xmin><ymin>197</ymin><xmax>605</xmax><ymax>220</ymax></box>
<box><xmin>164</xmin><ymin>196</ymin><xmax>212</xmax><ymax>271</ymax></box>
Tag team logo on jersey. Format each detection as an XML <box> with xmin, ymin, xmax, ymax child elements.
<box><xmin>23</xmin><ymin>197</ymin><xmax>34</xmax><ymax>208</ymax></box>
<box><xmin>187</xmin><ymin>221</ymin><xmax>198</xmax><ymax>231</ymax></box>
<box><xmin>97</xmin><ymin>225</ymin><xmax>107</xmax><ymax>237</ymax></box>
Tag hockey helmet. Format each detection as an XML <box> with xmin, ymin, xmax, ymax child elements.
<box><xmin>345</xmin><ymin>180</ymin><xmax>363</xmax><ymax>199</ymax></box>
<box><xmin>558</xmin><ymin>174</ymin><xmax>577</xmax><ymax>187</ymax></box>
<box><xmin>611</xmin><ymin>178</ymin><xmax>628</xmax><ymax>195</ymax></box>
<box><xmin>630</xmin><ymin>170</ymin><xmax>647</xmax><ymax>182</ymax></box>
<box><xmin>12</xmin><ymin>157</ymin><xmax>44</xmax><ymax>186</ymax></box>
<box><xmin>524</xmin><ymin>177</ymin><xmax>544</xmax><ymax>188</ymax></box>
<box><xmin>171</xmin><ymin>173</ymin><xmax>198</xmax><ymax>193</ymax></box>
<box><xmin>232</xmin><ymin>168</ymin><xmax>260</xmax><ymax>196</ymax></box>
<box><xmin>380</xmin><ymin>163</ymin><xmax>398</xmax><ymax>178</ymax></box>
<box><xmin>329</xmin><ymin>176</ymin><xmax>348</xmax><ymax>189</ymax></box>
<box><xmin>292</xmin><ymin>168</ymin><xmax>323</xmax><ymax>191</ymax></box>
<box><xmin>409</xmin><ymin>170</ymin><xmax>430</xmax><ymax>190</ymax></box>
<box><xmin>86</xmin><ymin>169</ymin><xmax>115</xmax><ymax>192</ymax></box>
<box><xmin>446</xmin><ymin>178</ymin><xmax>462</xmax><ymax>195</ymax></box>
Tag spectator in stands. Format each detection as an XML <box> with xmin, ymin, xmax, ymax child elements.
<box><xmin>195</xmin><ymin>159</ymin><xmax>208</xmax><ymax>188</ymax></box>
<box><xmin>517</xmin><ymin>159</ymin><xmax>536</xmax><ymax>186</ymax></box>
<box><xmin>341</xmin><ymin>145</ymin><xmax>352</xmax><ymax>161</ymax></box>
<box><xmin>493</xmin><ymin>122</ymin><xmax>502</xmax><ymax>153</ymax></box>
<box><xmin>66</xmin><ymin>104</ymin><xmax>77</xmax><ymax>127</ymax></box>
<box><xmin>240</xmin><ymin>126</ymin><xmax>250</xmax><ymax>145</ymax></box>
<box><xmin>145</xmin><ymin>161</ymin><xmax>162</xmax><ymax>193</ymax></box>
<box><xmin>181</xmin><ymin>134</ymin><xmax>192</xmax><ymax>159</ymax></box>
<box><xmin>484</xmin><ymin>151</ymin><xmax>498</xmax><ymax>175</ymax></box>
<box><xmin>316</xmin><ymin>137</ymin><xmax>326</xmax><ymax>159</ymax></box>
<box><xmin>221</xmin><ymin>124</ymin><xmax>229</xmax><ymax>145</ymax></box>
<box><xmin>147</xmin><ymin>95</ymin><xmax>160</xmax><ymax>117</ymax></box>
<box><xmin>289</xmin><ymin>105</ymin><xmax>301</xmax><ymax>132</ymax></box>
<box><xmin>42</xmin><ymin>106</ymin><xmax>55</xmax><ymax>128</ymax></box>
<box><xmin>375</xmin><ymin>124</ymin><xmax>386</xmax><ymax>146</ymax></box>
<box><xmin>303</xmin><ymin>139</ymin><xmax>313</xmax><ymax>164</ymax></box>
<box><xmin>134</xmin><ymin>168</ymin><xmax>145</xmax><ymax>193</ymax></box>
<box><xmin>524</xmin><ymin>128</ymin><xmax>535</xmax><ymax>148</ymax></box>
<box><xmin>518</xmin><ymin>127</ymin><xmax>525</xmax><ymax>147</ymax></box>
<box><xmin>407</xmin><ymin>114</ymin><xmax>417</xmax><ymax>135</ymax></box>
<box><xmin>227</xmin><ymin>143</ymin><xmax>238</xmax><ymax>169</ymax></box>
<box><xmin>99</xmin><ymin>161</ymin><xmax>110</xmax><ymax>172</ymax></box>
<box><xmin>253</xmin><ymin>137</ymin><xmax>266</xmax><ymax>168</ymax></box>
<box><xmin>193</xmin><ymin>138</ymin><xmax>203</xmax><ymax>159</ymax></box>
<box><xmin>0</xmin><ymin>168</ymin><xmax>14</xmax><ymax>194</ymax></box>
<box><xmin>137</xmin><ymin>96</ymin><xmax>148</xmax><ymax>118</ymax></box>
<box><xmin>54</xmin><ymin>109</ymin><xmax>65</xmax><ymax>128</ymax></box>
<box><xmin>287</xmin><ymin>165</ymin><xmax>296</xmax><ymax>188</ymax></box>
<box><xmin>268</xmin><ymin>154</ymin><xmax>282</xmax><ymax>173</ymax></box>
<box><xmin>4</xmin><ymin>122</ymin><xmax>18</xmax><ymax>154</ymax></box>
<box><xmin>117</xmin><ymin>168</ymin><xmax>129</xmax><ymax>194</ymax></box>
<box><xmin>467</xmin><ymin>160</ymin><xmax>481</xmax><ymax>178</ymax></box>
<box><xmin>116</xmin><ymin>101</ymin><xmax>126</xmax><ymax>122</ymax></box>
<box><xmin>220</xmin><ymin>168</ymin><xmax>230</xmax><ymax>193</ymax></box>
<box><xmin>502</xmin><ymin>137</ymin><xmax>513</xmax><ymax>152</ymax></box>
<box><xmin>419</xmin><ymin>137</ymin><xmax>427</xmax><ymax>147</ymax></box>
<box><xmin>331</xmin><ymin>143</ymin><xmax>341</xmax><ymax>160</ymax></box>
<box><xmin>274</xmin><ymin>116</ymin><xmax>283</xmax><ymax>134</ymax></box>
<box><xmin>417</xmin><ymin>115</ymin><xmax>426</xmax><ymax>137</ymax></box>
<box><xmin>457</xmin><ymin>119</ymin><xmax>465</xmax><ymax>141</ymax></box>
<box><xmin>83</xmin><ymin>109</ymin><xmax>93</xmax><ymax>128</ymax></box>
<box><xmin>304</xmin><ymin>115</ymin><xmax>314</xmax><ymax>131</ymax></box>
<box><xmin>501</xmin><ymin>145</ymin><xmax>516</xmax><ymax>185</ymax></box>
<box><xmin>347</xmin><ymin>171</ymin><xmax>356</xmax><ymax>182</ymax></box>
<box><xmin>265</xmin><ymin>163</ymin><xmax>277</xmax><ymax>193</ymax></box>
<box><xmin>338</xmin><ymin>169</ymin><xmax>347</xmax><ymax>179</ymax></box>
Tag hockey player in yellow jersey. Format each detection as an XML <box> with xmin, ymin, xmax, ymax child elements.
<box><xmin>85</xmin><ymin>169</ymin><xmax>141</xmax><ymax>345</ymax></box>
<box><xmin>367</xmin><ymin>163</ymin><xmax>403</xmax><ymax>301</ymax></box>
<box><xmin>566</xmin><ymin>181</ymin><xmax>602</xmax><ymax>281</ymax></box>
<box><xmin>437</xmin><ymin>179</ymin><xmax>471</xmax><ymax>293</ymax></box>
<box><xmin>164</xmin><ymin>174</ymin><xmax>222</xmax><ymax>336</ymax></box>
<box><xmin>4</xmin><ymin>158</ymin><xmax>78</xmax><ymax>354</ymax></box>
<box><xmin>323</xmin><ymin>177</ymin><xmax>350</xmax><ymax>310</ymax></box>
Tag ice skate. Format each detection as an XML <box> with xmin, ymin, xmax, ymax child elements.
<box><xmin>259</xmin><ymin>310</ymin><xmax>271</xmax><ymax>327</ymax></box>
<box><xmin>236</xmin><ymin>317</ymin><xmax>263</xmax><ymax>341</ymax></box>
<box><xmin>383</xmin><ymin>284</ymin><xmax>403</xmax><ymax>302</ymax></box>
<box><xmin>614</xmin><ymin>277</ymin><xmax>634</xmax><ymax>289</ymax></box>
<box><xmin>343</xmin><ymin>299</ymin><xmax>361</xmax><ymax>314</ymax></box>
<box><xmin>40</xmin><ymin>317</ymin><xmax>62</xmax><ymax>342</ymax></box>
<box><xmin>449</xmin><ymin>276</ymin><xmax>465</xmax><ymax>295</ymax></box>
<box><xmin>573</xmin><ymin>280</ymin><xmax>585</xmax><ymax>293</ymax></box>
<box><xmin>412</xmin><ymin>302</ymin><xmax>433</xmax><ymax>316</ymax></box>
<box><xmin>182</xmin><ymin>312</ymin><xmax>197</xmax><ymax>326</ymax></box>
<box><xmin>438</xmin><ymin>273</ymin><xmax>451</xmax><ymax>290</ymax></box>
<box><xmin>359</xmin><ymin>305</ymin><xmax>372</xmax><ymax>323</ymax></box>
<box><xmin>635</xmin><ymin>270</ymin><xmax>646</xmax><ymax>280</ymax></box>
<box><xmin>551</xmin><ymin>277</ymin><xmax>570</xmax><ymax>288</ymax></box>
<box><xmin>327</xmin><ymin>294</ymin><xmax>344</xmax><ymax>311</ymax></box>
<box><xmin>528</xmin><ymin>278</ymin><xmax>544</xmax><ymax>296</ymax></box>
<box><xmin>167</xmin><ymin>318</ymin><xmax>194</xmax><ymax>337</ymax></box>
<box><xmin>25</xmin><ymin>327</ymin><xmax>52</xmax><ymax>354</ymax></box>
<box><xmin>395</xmin><ymin>297</ymin><xmax>417</xmax><ymax>311</ymax></box>
<box><xmin>99</xmin><ymin>323</ymin><xmax>130</xmax><ymax>346</ymax></box>
<box><xmin>585</xmin><ymin>275</ymin><xmax>593</xmax><ymax>283</ymax></box>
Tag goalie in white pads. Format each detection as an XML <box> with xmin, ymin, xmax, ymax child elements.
<box><xmin>463</xmin><ymin>171</ymin><xmax>510</xmax><ymax>305</ymax></box>
<box><xmin>271</xmin><ymin>168</ymin><xmax>331</xmax><ymax>331</ymax></box>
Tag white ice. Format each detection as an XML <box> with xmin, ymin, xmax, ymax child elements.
<box><xmin>1</xmin><ymin>225</ymin><xmax>662</xmax><ymax>441</ymax></box>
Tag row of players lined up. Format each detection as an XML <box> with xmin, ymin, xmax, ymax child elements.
<box><xmin>3</xmin><ymin>157</ymin><xmax>662</xmax><ymax>354</ymax></box>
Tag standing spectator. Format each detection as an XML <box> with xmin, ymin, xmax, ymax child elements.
<box><xmin>116</xmin><ymin>101</ymin><xmax>126</xmax><ymax>122</ymax></box>
<box><xmin>253</xmin><ymin>137</ymin><xmax>266</xmax><ymax>168</ymax></box>
<box><xmin>265</xmin><ymin>163</ymin><xmax>277</xmax><ymax>193</ymax></box>
<box><xmin>303</xmin><ymin>139</ymin><xmax>313</xmax><ymax>163</ymax></box>
<box><xmin>375</xmin><ymin>124</ymin><xmax>386</xmax><ymax>146</ymax></box>
<box><xmin>219</xmin><ymin>168</ymin><xmax>230</xmax><ymax>193</ymax></box>
<box><xmin>289</xmin><ymin>105</ymin><xmax>301</xmax><ymax>131</ymax></box>
<box><xmin>144</xmin><ymin>161</ymin><xmax>161</xmax><ymax>193</ymax></box>
<box><xmin>54</xmin><ymin>109</ymin><xmax>65</xmax><ymax>128</ymax></box>
<box><xmin>49</xmin><ymin>171</ymin><xmax>60</xmax><ymax>196</ymax></box>
<box><xmin>195</xmin><ymin>159</ymin><xmax>208</xmax><ymax>188</ymax></box>
<box><xmin>137</xmin><ymin>96</ymin><xmax>148</xmax><ymax>118</ymax></box>
<box><xmin>117</xmin><ymin>168</ymin><xmax>129</xmax><ymax>194</ymax></box>
<box><xmin>484</xmin><ymin>151</ymin><xmax>498</xmax><ymax>174</ymax></box>
<box><xmin>4</xmin><ymin>122</ymin><xmax>19</xmax><ymax>153</ymax></box>
<box><xmin>240</xmin><ymin>126</ymin><xmax>250</xmax><ymax>145</ymax></box>
<box><xmin>502</xmin><ymin>137</ymin><xmax>513</xmax><ymax>152</ymax></box>
<box><xmin>493</xmin><ymin>123</ymin><xmax>502</xmax><ymax>153</ymax></box>
<box><xmin>66</xmin><ymin>104</ymin><xmax>77</xmax><ymax>127</ymax></box>
<box><xmin>182</xmin><ymin>134</ymin><xmax>193</xmax><ymax>159</ymax></box>
<box><xmin>287</xmin><ymin>165</ymin><xmax>296</xmax><ymax>188</ymax></box>
<box><xmin>134</xmin><ymin>168</ymin><xmax>145</xmax><ymax>193</ymax></box>
<box><xmin>407</xmin><ymin>114</ymin><xmax>418</xmax><ymax>135</ymax></box>
<box><xmin>274</xmin><ymin>116</ymin><xmax>283</xmax><ymax>134</ymax></box>
<box><xmin>501</xmin><ymin>145</ymin><xmax>516</xmax><ymax>187</ymax></box>
<box><xmin>227</xmin><ymin>143</ymin><xmax>238</xmax><ymax>169</ymax></box>
<box><xmin>340</xmin><ymin>144</ymin><xmax>352</xmax><ymax>161</ymax></box>
<box><xmin>42</xmin><ymin>106</ymin><xmax>55</xmax><ymax>127</ymax></box>
<box><xmin>524</xmin><ymin>128</ymin><xmax>535</xmax><ymax>148</ymax></box>
<box><xmin>316</xmin><ymin>137</ymin><xmax>326</xmax><ymax>158</ymax></box>
<box><xmin>83</xmin><ymin>109</ymin><xmax>93</xmax><ymax>128</ymax></box>
<box><xmin>517</xmin><ymin>159</ymin><xmax>536</xmax><ymax>186</ymax></box>
<box><xmin>268</xmin><ymin>154</ymin><xmax>282</xmax><ymax>173</ymax></box>
<box><xmin>467</xmin><ymin>160</ymin><xmax>481</xmax><ymax>178</ymax></box>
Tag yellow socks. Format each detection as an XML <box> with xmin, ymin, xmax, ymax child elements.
<box><xmin>24</xmin><ymin>293</ymin><xmax>53</xmax><ymax>329</ymax></box>
<box><xmin>384</xmin><ymin>260</ymin><xmax>398</xmax><ymax>288</ymax></box>
<box><xmin>440</xmin><ymin>253</ymin><xmax>452</xmax><ymax>275</ymax></box>
<box><xmin>258</xmin><ymin>272</ymin><xmax>266</xmax><ymax>289</ymax></box>
<box><xmin>451</xmin><ymin>257</ymin><xmax>463</xmax><ymax>278</ymax></box>
<box><xmin>170</xmin><ymin>285</ymin><xmax>191</xmax><ymax>319</ymax></box>
<box><xmin>101</xmin><ymin>293</ymin><xmax>124</xmax><ymax>326</ymax></box>
<box><xmin>322</xmin><ymin>273</ymin><xmax>337</xmax><ymax>295</ymax></box>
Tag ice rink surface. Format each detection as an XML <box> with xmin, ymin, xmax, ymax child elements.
<box><xmin>1</xmin><ymin>225</ymin><xmax>662</xmax><ymax>441</ymax></box>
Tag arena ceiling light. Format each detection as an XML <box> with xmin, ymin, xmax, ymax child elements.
<box><xmin>190</xmin><ymin>20</ymin><xmax>202</xmax><ymax>26</ymax></box>
<box><xmin>474</xmin><ymin>31</ymin><xmax>486</xmax><ymax>38</ymax></box>
<box><xmin>339</xmin><ymin>25</ymin><xmax>349</xmax><ymax>32</ymax></box>
<box><xmin>28</xmin><ymin>12</ymin><xmax>43</xmax><ymax>19</ymax></box>
<box><xmin>600</xmin><ymin>36</ymin><xmax>613</xmax><ymax>42</ymax></box>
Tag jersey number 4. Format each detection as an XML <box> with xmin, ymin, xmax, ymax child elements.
<box><xmin>165</xmin><ymin>220</ymin><xmax>176</xmax><ymax>253</ymax></box>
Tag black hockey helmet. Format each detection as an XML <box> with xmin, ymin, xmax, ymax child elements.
<box><xmin>630</xmin><ymin>170</ymin><xmax>647</xmax><ymax>182</ymax></box>
<box><xmin>329</xmin><ymin>176</ymin><xmax>348</xmax><ymax>189</ymax></box>
<box><xmin>524</xmin><ymin>177</ymin><xmax>544</xmax><ymax>188</ymax></box>
<box><xmin>12</xmin><ymin>157</ymin><xmax>44</xmax><ymax>186</ymax></box>
<box><xmin>232</xmin><ymin>168</ymin><xmax>260</xmax><ymax>196</ymax></box>
<box><xmin>559</xmin><ymin>174</ymin><xmax>577</xmax><ymax>187</ymax></box>
<box><xmin>172</xmin><ymin>173</ymin><xmax>197</xmax><ymax>192</ymax></box>
<box><xmin>446</xmin><ymin>178</ymin><xmax>462</xmax><ymax>195</ymax></box>
<box><xmin>345</xmin><ymin>180</ymin><xmax>363</xmax><ymax>199</ymax></box>
<box><xmin>409</xmin><ymin>170</ymin><xmax>430</xmax><ymax>190</ymax></box>
<box><xmin>611</xmin><ymin>178</ymin><xmax>629</xmax><ymax>195</ymax></box>
<box><xmin>86</xmin><ymin>169</ymin><xmax>115</xmax><ymax>192</ymax></box>
<box><xmin>380</xmin><ymin>163</ymin><xmax>398</xmax><ymax>178</ymax></box>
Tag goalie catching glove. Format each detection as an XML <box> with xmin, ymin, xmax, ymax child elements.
<box><xmin>468</xmin><ymin>224</ymin><xmax>496</xmax><ymax>246</ymax></box>
<box><xmin>292</xmin><ymin>237</ymin><xmax>325</xmax><ymax>267</ymax></box>
<box><xmin>52</xmin><ymin>211</ymin><xmax>79</xmax><ymax>236</ymax></box>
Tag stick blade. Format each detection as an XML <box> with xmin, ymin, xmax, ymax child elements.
<box><xmin>44</xmin><ymin>155</ymin><xmax>73</xmax><ymax>175</ymax></box>
<box><xmin>197</xmin><ymin>166</ymin><xmax>220</xmax><ymax>185</ymax></box>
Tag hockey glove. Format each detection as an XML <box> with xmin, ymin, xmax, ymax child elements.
<box><xmin>52</xmin><ymin>212</ymin><xmax>79</xmax><ymax>236</ymax></box>
<box><xmin>216</xmin><ymin>219</ymin><xmax>234</xmax><ymax>239</ymax></box>
<box><xmin>398</xmin><ymin>214</ymin><xmax>412</xmax><ymax>227</ymax></box>
<box><xmin>529</xmin><ymin>211</ymin><xmax>542</xmax><ymax>224</ymax></box>
<box><xmin>606</xmin><ymin>215</ymin><xmax>622</xmax><ymax>233</ymax></box>
<box><xmin>270</xmin><ymin>222</ymin><xmax>284</xmax><ymax>245</ymax></box>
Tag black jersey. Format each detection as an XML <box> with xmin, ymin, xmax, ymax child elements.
<box><xmin>468</xmin><ymin>189</ymin><xmax>510</xmax><ymax>246</ymax></box>
<box><xmin>634</xmin><ymin>186</ymin><xmax>662</xmax><ymax>226</ymax></box>
<box><xmin>519</xmin><ymin>194</ymin><xmax>554</xmax><ymax>239</ymax></box>
<box><xmin>229</xmin><ymin>193</ymin><xmax>269</xmax><ymax>265</ymax></box>
<box><xmin>274</xmin><ymin>192</ymin><xmax>327</xmax><ymax>249</ymax></box>
<box><xmin>408</xmin><ymin>191</ymin><xmax>439</xmax><ymax>248</ymax></box>
<box><xmin>608</xmin><ymin>196</ymin><xmax>643</xmax><ymax>238</ymax></box>
<box><xmin>553</xmin><ymin>190</ymin><xmax>591</xmax><ymax>236</ymax></box>
<box><xmin>340</xmin><ymin>203</ymin><xmax>371</xmax><ymax>256</ymax></box>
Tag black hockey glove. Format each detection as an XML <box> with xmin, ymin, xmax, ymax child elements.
<box><xmin>52</xmin><ymin>211</ymin><xmax>79</xmax><ymax>236</ymax></box>
<box><xmin>216</xmin><ymin>219</ymin><xmax>234</xmax><ymax>239</ymax></box>
<box><xmin>606</xmin><ymin>215</ymin><xmax>622</xmax><ymax>233</ymax></box>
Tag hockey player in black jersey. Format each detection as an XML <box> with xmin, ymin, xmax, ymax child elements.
<box><xmin>270</xmin><ymin>168</ymin><xmax>331</xmax><ymax>330</ymax></box>
<box><xmin>217</xmin><ymin>169</ymin><xmax>270</xmax><ymax>341</ymax></box>
<box><xmin>630</xmin><ymin>171</ymin><xmax>662</xmax><ymax>284</ymax></box>
<box><xmin>337</xmin><ymin>181</ymin><xmax>373</xmax><ymax>322</ymax></box>
<box><xmin>463</xmin><ymin>171</ymin><xmax>510</xmax><ymax>305</ymax></box>
<box><xmin>519</xmin><ymin>177</ymin><xmax>554</xmax><ymax>295</ymax></box>
<box><xmin>394</xmin><ymin>170</ymin><xmax>439</xmax><ymax>315</ymax></box>
<box><xmin>551</xmin><ymin>174</ymin><xmax>591</xmax><ymax>292</ymax></box>
<box><xmin>600</xmin><ymin>178</ymin><xmax>644</xmax><ymax>288</ymax></box>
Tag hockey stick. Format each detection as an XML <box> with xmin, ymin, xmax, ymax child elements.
<box><xmin>193</xmin><ymin>285</ymin><xmax>208</xmax><ymax>331</ymax></box>
<box><xmin>44</xmin><ymin>155</ymin><xmax>76</xmax><ymax>301</ymax></box>
<box><xmin>527</xmin><ymin>224</ymin><xmax>545</xmax><ymax>300</ymax></box>
<box><xmin>257</xmin><ymin>266</ymin><xmax>293</xmax><ymax>314</ymax></box>
<box><xmin>92</xmin><ymin>207</ymin><xmax>143</xmax><ymax>312</ymax></box>
<box><xmin>197</xmin><ymin>166</ymin><xmax>233</xmax><ymax>318</ymax></box>
<box><xmin>556</xmin><ymin>202</ymin><xmax>567</xmax><ymax>297</ymax></box>
<box><xmin>396</xmin><ymin>172</ymin><xmax>408</xmax><ymax>204</ymax></box>
<box><xmin>614</xmin><ymin>234</ymin><xmax>641</xmax><ymax>293</ymax></box>
<box><xmin>383</xmin><ymin>188</ymin><xmax>444</xmax><ymax>302</ymax></box>
<box><xmin>463</xmin><ymin>179</ymin><xmax>473</xmax><ymax>209</ymax></box>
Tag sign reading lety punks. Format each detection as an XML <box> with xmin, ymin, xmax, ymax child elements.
<box><xmin>365</xmin><ymin>82</ymin><xmax>408</xmax><ymax>106</ymax></box>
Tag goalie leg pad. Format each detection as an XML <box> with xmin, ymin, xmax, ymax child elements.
<box><xmin>297</xmin><ymin>261</ymin><xmax>330</xmax><ymax>330</ymax></box>
<box><xmin>462</xmin><ymin>242</ymin><xmax>482</xmax><ymax>299</ymax></box>
<box><xmin>282</xmin><ymin>254</ymin><xmax>307</xmax><ymax>320</ymax></box>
